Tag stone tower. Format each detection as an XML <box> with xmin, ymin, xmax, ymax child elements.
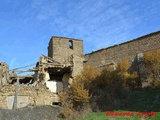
<box><xmin>48</xmin><ymin>36</ymin><xmax>85</xmax><ymax>78</ymax></box>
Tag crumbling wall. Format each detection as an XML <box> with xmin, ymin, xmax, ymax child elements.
<box><xmin>85</xmin><ymin>31</ymin><xmax>160</xmax><ymax>70</ymax></box>
<box><xmin>0</xmin><ymin>85</ymin><xmax>58</xmax><ymax>109</ymax></box>
<box><xmin>0</xmin><ymin>36</ymin><xmax>85</xmax><ymax>109</ymax></box>
<box><xmin>0</xmin><ymin>62</ymin><xmax>10</xmax><ymax>85</ymax></box>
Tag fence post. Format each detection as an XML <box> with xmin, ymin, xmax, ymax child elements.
<box><xmin>13</xmin><ymin>76</ymin><xmax>19</xmax><ymax>110</ymax></box>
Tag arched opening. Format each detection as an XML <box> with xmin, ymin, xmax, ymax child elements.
<box><xmin>68</xmin><ymin>40</ymin><xmax>73</xmax><ymax>49</ymax></box>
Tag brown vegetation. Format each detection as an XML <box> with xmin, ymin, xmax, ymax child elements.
<box><xmin>117</xmin><ymin>59</ymin><xmax>140</xmax><ymax>90</ymax></box>
<box><xmin>59</xmin><ymin>54</ymin><xmax>160</xmax><ymax>118</ymax></box>
<box><xmin>59</xmin><ymin>79</ymin><xmax>92</xmax><ymax>119</ymax></box>
<box><xmin>143</xmin><ymin>49</ymin><xmax>160</xmax><ymax>87</ymax></box>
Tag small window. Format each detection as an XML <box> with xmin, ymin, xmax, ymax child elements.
<box><xmin>68</xmin><ymin>40</ymin><xmax>73</xmax><ymax>49</ymax></box>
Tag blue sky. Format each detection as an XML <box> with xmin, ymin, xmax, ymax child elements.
<box><xmin>0</xmin><ymin>0</ymin><xmax>160</xmax><ymax>70</ymax></box>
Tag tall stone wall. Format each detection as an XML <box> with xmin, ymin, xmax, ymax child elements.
<box><xmin>85</xmin><ymin>31</ymin><xmax>160</xmax><ymax>70</ymax></box>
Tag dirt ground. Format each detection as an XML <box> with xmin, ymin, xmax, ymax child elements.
<box><xmin>0</xmin><ymin>105</ymin><xmax>61</xmax><ymax>120</ymax></box>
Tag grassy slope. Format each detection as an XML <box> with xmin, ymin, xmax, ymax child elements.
<box><xmin>77</xmin><ymin>89</ymin><xmax>160</xmax><ymax>120</ymax></box>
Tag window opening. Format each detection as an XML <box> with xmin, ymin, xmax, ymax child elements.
<box><xmin>68</xmin><ymin>40</ymin><xmax>73</xmax><ymax>49</ymax></box>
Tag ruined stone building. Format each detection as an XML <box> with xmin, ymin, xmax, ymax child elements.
<box><xmin>85</xmin><ymin>31</ymin><xmax>160</xmax><ymax>87</ymax></box>
<box><xmin>0</xmin><ymin>31</ymin><xmax>159</xmax><ymax>109</ymax></box>
<box><xmin>34</xmin><ymin>36</ymin><xmax>85</xmax><ymax>92</ymax></box>
<box><xmin>0</xmin><ymin>36</ymin><xmax>85</xmax><ymax>109</ymax></box>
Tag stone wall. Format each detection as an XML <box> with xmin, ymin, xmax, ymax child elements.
<box><xmin>0</xmin><ymin>85</ymin><xmax>58</xmax><ymax>109</ymax></box>
<box><xmin>48</xmin><ymin>36</ymin><xmax>85</xmax><ymax>77</ymax></box>
<box><xmin>85</xmin><ymin>31</ymin><xmax>160</xmax><ymax>70</ymax></box>
<box><xmin>48</xmin><ymin>36</ymin><xmax>84</xmax><ymax>64</ymax></box>
<box><xmin>0</xmin><ymin>62</ymin><xmax>9</xmax><ymax>85</ymax></box>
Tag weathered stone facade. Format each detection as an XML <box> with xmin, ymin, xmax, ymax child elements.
<box><xmin>1</xmin><ymin>31</ymin><xmax>159</xmax><ymax>109</ymax></box>
<box><xmin>85</xmin><ymin>31</ymin><xmax>160</xmax><ymax>70</ymax></box>
<box><xmin>0</xmin><ymin>62</ymin><xmax>10</xmax><ymax>85</ymax></box>
<box><xmin>0</xmin><ymin>85</ymin><xmax>58</xmax><ymax>109</ymax></box>
<box><xmin>48</xmin><ymin>36</ymin><xmax>84</xmax><ymax>78</ymax></box>
<box><xmin>33</xmin><ymin>36</ymin><xmax>84</xmax><ymax>87</ymax></box>
<box><xmin>85</xmin><ymin>31</ymin><xmax>160</xmax><ymax>87</ymax></box>
<box><xmin>0</xmin><ymin>36</ymin><xmax>85</xmax><ymax>109</ymax></box>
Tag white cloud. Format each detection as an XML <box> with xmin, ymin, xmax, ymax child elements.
<box><xmin>29</xmin><ymin>0</ymin><xmax>159</xmax><ymax>53</ymax></box>
<box><xmin>0</xmin><ymin>0</ymin><xmax>159</xmax><ymax>69</ymax></box>
<box><xmin>9</xmin><ymin>58</ymin><xmax>17</xmax><ymax>69</ymax></box>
